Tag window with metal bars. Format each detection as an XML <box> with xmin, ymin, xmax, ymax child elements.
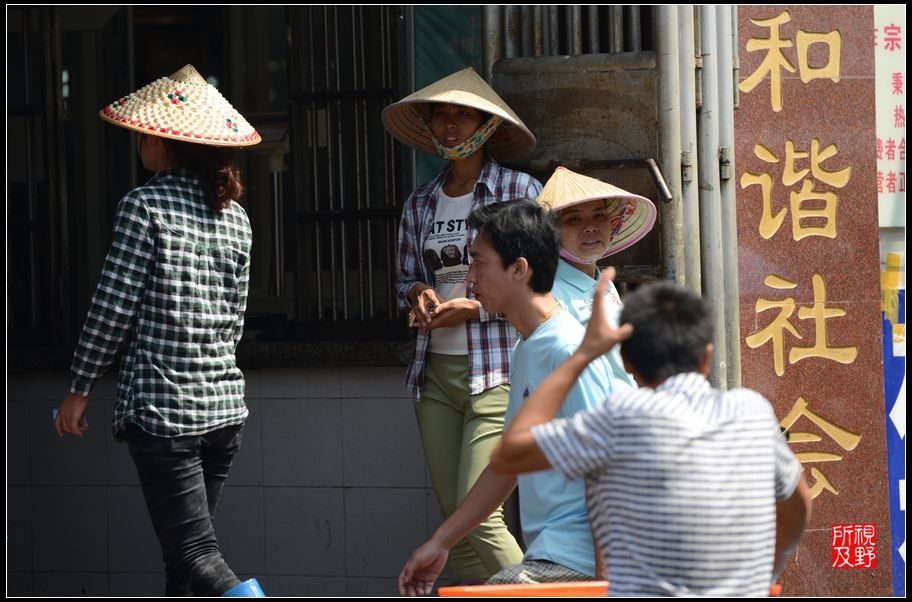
<box><xmin>488</xmin><ymin>5</ymin><xmax>654</xmax><ymax>59</ymax></box>
<box><xmin>263</xmin><ymin>5</ymin><xmax>410</xmax><ymax>342</ymax></box>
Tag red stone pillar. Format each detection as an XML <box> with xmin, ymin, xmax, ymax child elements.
<box><xmin>735</xmin><ymin>5</ymin><xmax>892</xmax><ymax>596</ymax></box>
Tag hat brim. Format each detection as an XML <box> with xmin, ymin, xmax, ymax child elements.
<box><xmin>381</xmin><ymin>68</ymin><xmax>536</xmax><ymax>162</ymax></box>
<box><xmin>99</xmin><ymin>107</ymin><xmax>262</xmax><ymax>147</ymax></box>
<box><xmin>98</xmin><ymin>66</ymin><xmax>261</xmax><ymax>147</ymax></box>
<box><xmin>538</xmin><ymin>167</ymin><xmax>657</xmax><ymax>258</ymax></box>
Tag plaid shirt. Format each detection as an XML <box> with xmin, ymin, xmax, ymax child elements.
<box><xmin>70</xmin><ymin>169</ymin><xmax>252</xmax><ymax>438</ymax></box>
<box><xmin>396</xmin><ymin>157</ymin><xmax>542</xmax><ymax>398</ymax></box>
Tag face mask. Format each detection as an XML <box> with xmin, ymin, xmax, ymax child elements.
<box><xmin>420</xmin><ymin>113</ymin><xmax>503</xmax><ymax>160</ymax></box>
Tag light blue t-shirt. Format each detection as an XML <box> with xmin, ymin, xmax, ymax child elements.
<box><xmin>551</xmin><ymin>259</ymin><xmax>636</xmax><ymax>388</ymax></box>
<box><xmin>505</xmin><ymin>309</ymin><xmax>632</xmax><ymax>576</ymax></box>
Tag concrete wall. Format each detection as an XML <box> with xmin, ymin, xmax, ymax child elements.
<box><xmin>7</xmin><ymin>367</ymin><xmax>445</xmax><ymax>596</ymax></box>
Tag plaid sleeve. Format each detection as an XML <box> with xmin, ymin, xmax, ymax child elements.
<box><xmin>525</xmin><ymin>176</ymin><xmax>543</xmax><ymax>199</ymax></box>
<box><xmin>70</xmin><ymin>194</ymin><xmax>154</xmax><ymax>395</ymax></box>
<box><xmin>232</xmin><ymin>234</ymin><xmax>252</xmax><ymax>350</ymax></box>
<box><xmin>395</xmin><ymin>192</ymin><xmax>423</xmax><ymax>310</ymax></box>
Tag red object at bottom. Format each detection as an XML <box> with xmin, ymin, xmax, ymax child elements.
<box><xmin>438</xmin><ymin>581</ymin><xmax>609</xmax><ymax>597</ymax></box>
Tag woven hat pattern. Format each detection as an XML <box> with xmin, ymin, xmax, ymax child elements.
<box><xmin>381</xmin><ymin>67</ymin><xmax>536</xmax><ymax>162</ymax></box>
<box><xmin>99</xmin><ymin>65</ymin><xmax>261</xmax><ymax>147</ymax></box>
<box><xmin>538</xmin><ymin>167</ymin><xmax>657</xmax><ymax>258</ymax></box>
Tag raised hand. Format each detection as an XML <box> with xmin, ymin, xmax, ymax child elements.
<box><xmin>578</xmin><ymin>267</ymin><xmax>634</xmax><ymax>361</ymax></box>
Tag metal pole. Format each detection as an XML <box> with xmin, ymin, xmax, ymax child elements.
<box><xmin>608</xmin><ymin>5</ymin><xmax>623</xmax><ymax>53</ymax></box>
<box><xmin>521</xmin><ymin>5</ymin><xmax>533</xmax><ymax>57</ymax></box>
<box><xmin>389</xmin><ymin>7</ymin><xmax>403</xmax><ymax>316</ymax></box>
<box><xmin>309</xmin><ymin>7</ymin><xmax>324</xmax><ymax>320</ymax></box>
<box><xmin>570</xmin><ymin>6</ymin><xmax>582</xmax><ymax>56</ymax></box>
<box><xmin>627</xmin><ymin>5</ymin><xmax>642</xmax><ymax>52</ymax></box>
<box><xmin>656</xmin><ymin>6</ymin><xmax>684</xmax><ymax>285</ymax></box>
<box><xmin>352</xmin><ymin>7</ymin><xmax>365</xmax><ymax>319</ymax></box>
<box><xmin>505</xmin><ymin>5</ymin><xmax>521</xmax><ymax>58</ymax></box>
<box><xmin>732</xmin><ymin>5</ymin><xmax>740</xmax><ymax>109</ymax></box>
<box><xmin>678</xmin><ymin>5</ymin><xmax>702</xmax><ymax>294</ymax></box>
<box><xmin>549</xmin><ymin>6</ymin><xmax>560</xmax><ymax>55</ymax></box>
<box><xmin>716</xmin><ymin>4</ymin><xmax>741</xmax><ymax>388</ymax></box>
<box><xmin>333</xmin><ymin>8</ymin><xmax>349</xmax><ymax>319</ymax></box>
<box><xmin>698</xmin><ymin>5</ymin><xmax>728</xmax><ymax>389</ymax></box>
<box><xmin>587</xmin><ymin>6</ymin><xmax>600</xmax><ymax>54</ymax></box>
<box><xmin>694</xmin><ymin>6</ymin><xmax>703</xmax><ymax>109</ymax></box>
<box><xmin>358</xmin><ymin>7</ymin><xmax>375</xmax><ymax>317</ymax></box>
<box><xmin>483</xmin><ymin>5</ymin><xmax>503</xmax><ymax>80</ymax></box>
<box><xmin>533</xmin><ymin>6</ymin><xmax>544</xmax><ymax>57</ymax></box>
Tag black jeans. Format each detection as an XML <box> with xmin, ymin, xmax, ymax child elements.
<box><xmin>126</xmin><ymin>423</ymin><xmax>244</xmax><ymax>596</ymax></box>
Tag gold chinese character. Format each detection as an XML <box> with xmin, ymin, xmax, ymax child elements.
<box><xmin>808</xmin><ymin>467</ymin><xmax>838</xmax><ymax>498</ymax></box>
<box><xmin>789</xmin><ymin>275</ymin><xmax>858</xmax><ymax>365</ymax></box>
<box><xmin>740</xmin><ymin>12</ymin><xmax>796</xmax><ymax>112</ymax></box>
<box><xmin>780</xmin><ymin>397</ymin><xmax>861</xmax><ymax>499</ymax></box>
<box><xmin>796</xmin><ymin>30</ymin><xmax>842</xmax><ymax>84</ymax></box>
<box><xmin>747</xmin><ymin>274</ymin><xmax>857</xmax><ymax>375</ymax></box>
<box><xmin>789</xmin><ymin>180</ymin><xmax>838</xmax><ymax>240</ymax></box>
<box><xmin>740</xmin><ymin>10</ymin><xmax>843</xmax><ymax>112</ymax></box>
<box><xmin>741</xmin><ymin>144</ymin><xmax>786</xmax><ymax>239</ymax></box>
<box><xmin>746</xmin><ymin>275</ymin><xmax>800</xmax><ymax>375</ymax></box>
<box><xmin>808</xmin><ymin>139</ymin><xmax>851</xmax><ymax>187</ymax></box>
<box><xmin>741</xmin><ymin>139</ymin><xmax>850</xmax><ymax>240</ymax></box>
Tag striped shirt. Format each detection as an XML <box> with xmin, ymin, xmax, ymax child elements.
<box><xmin>533</xmin><ymin>373</ymin><xmax>802</xmax><ymax>597</ymax></box>
<box><xmin>395</xmin><ymin>157</ymin><xmax>542</xmax><ymax>398</ymax></box>
<box><xmin>70</xmin><ymin>169</ymin><xmax>252</xmax><ymax>438</ymax></box>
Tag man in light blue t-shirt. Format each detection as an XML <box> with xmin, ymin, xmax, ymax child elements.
<box><xmin>398</xmin><ymin>199</ymin><xmax>630</xmax><ymax>595</ymax></box>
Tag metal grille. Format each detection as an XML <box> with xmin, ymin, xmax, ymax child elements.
<box><xmin>486</xmin><ymin>5</ymin><xmax>653</xmax><ymax>62</ymax></box>
<box><xmin>289</xmin><ymin>6</ymin><xmax>406</xmax><ymax>336</ymax></box>
<box><xmin>7</xmin><ymin>7</ymin><xmax>66</xmax><ymax>344</ymax></box>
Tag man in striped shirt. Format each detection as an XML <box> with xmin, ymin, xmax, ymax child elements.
<box><xmin>492</xmin><ymin>275</ymin><xmax>812</xmax><ymax>596</ymax></box>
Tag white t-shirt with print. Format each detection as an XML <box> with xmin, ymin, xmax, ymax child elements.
<box><xmin>424</xmin><ymin>189</ymin><xmax>472</xmax><ymax>354</ymax></box>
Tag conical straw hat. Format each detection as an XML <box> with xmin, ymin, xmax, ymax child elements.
<box><xmin>99</xmin><ymin>65</ymin><xmax>261</xmax><ymax>147</ymax></box>
<box><xmin>381</xmin><ymin>67</ymin><xmax>536</xmax><ymax>162</ymax></box>
<box><xmin>538</xmin><ymin>167</ymin><xmax>657</xmax><ymax>258</ymax></box>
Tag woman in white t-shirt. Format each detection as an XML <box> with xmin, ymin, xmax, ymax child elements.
<box><xmin>382</xmin><ymin>67</ymin><xmax>541</xmax><ymax>583</ymax></box>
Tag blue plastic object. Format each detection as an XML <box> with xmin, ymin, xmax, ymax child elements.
<box><xmin>222</xmin><ymin>578</ymin><xmax>266</xmax><ymax>597</ymax></box>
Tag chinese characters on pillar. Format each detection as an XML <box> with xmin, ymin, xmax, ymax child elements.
<box><xmin>739</xmin><ymin>11</ymin><xmax>842</xmax><ymax>112</ymax></box>
<box><xmin>741</xmin><ymin>139</ymin><xmax>851</xmax><ymax>240</ymax></box>
<box><xmin>739</xmin><ymin>9</ymin><xmax>861</xmax><ymax>501</ymax></box>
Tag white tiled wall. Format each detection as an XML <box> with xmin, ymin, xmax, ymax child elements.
<box><xmin>6</xmin><ymin>367</ymin><xmax>445</xmax><ymax>596</ymax></box>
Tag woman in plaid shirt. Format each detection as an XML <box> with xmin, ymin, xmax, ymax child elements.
<box><xmin>381</xmin><ymin>67</ymin><xmax>542</xmax><ymax>583</ymax></box>
<box><xmin>54</xmin><ymin>65</ymin><xmax>264</xmax><ymax>597</ymax></box>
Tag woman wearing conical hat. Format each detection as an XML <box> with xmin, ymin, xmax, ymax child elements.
<box><xmin>383</xmin><ymin>67</ymin><xmax>540</xmax><ymax>584</ymax></box>
<box><xmin>538</xmin><ymin>166</ymin><xmax>657</xmax><ymax>390</ymax></box>
<box><xmin>54</xmin><ymin>65</ymin><xmax>264</xmax><ymax>597</ymax></box>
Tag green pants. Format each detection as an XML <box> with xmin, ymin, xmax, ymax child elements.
<box><xmin>415</xmin><ymin>353</ymin><xmax>524</xmax><ymax>582</ymax></box>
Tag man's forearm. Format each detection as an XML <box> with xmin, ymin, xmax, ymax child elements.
<box><xmin>506</xmin><ymin>351</ymin><xmax>591</xmax><ymax>433</ymax></box>
<box><xmin>773</xmin><ymin>475</ymin><xmax>812</xmax><ymax>579</ymax></box>
<box><xmin>491</xmin><ymin>351</ymin><xmax>592</xmax><ymax>474</ymax></box>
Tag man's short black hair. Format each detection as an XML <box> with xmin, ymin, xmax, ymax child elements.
<box><xmin>466</xmin><ymin>199</ymin><xmax>559</xmax><ymax>293</ymax></box>
<box><xmin>620</xmin><ymin>281</ymin><xmax>714</xmax><ymax>383</ymax></box>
